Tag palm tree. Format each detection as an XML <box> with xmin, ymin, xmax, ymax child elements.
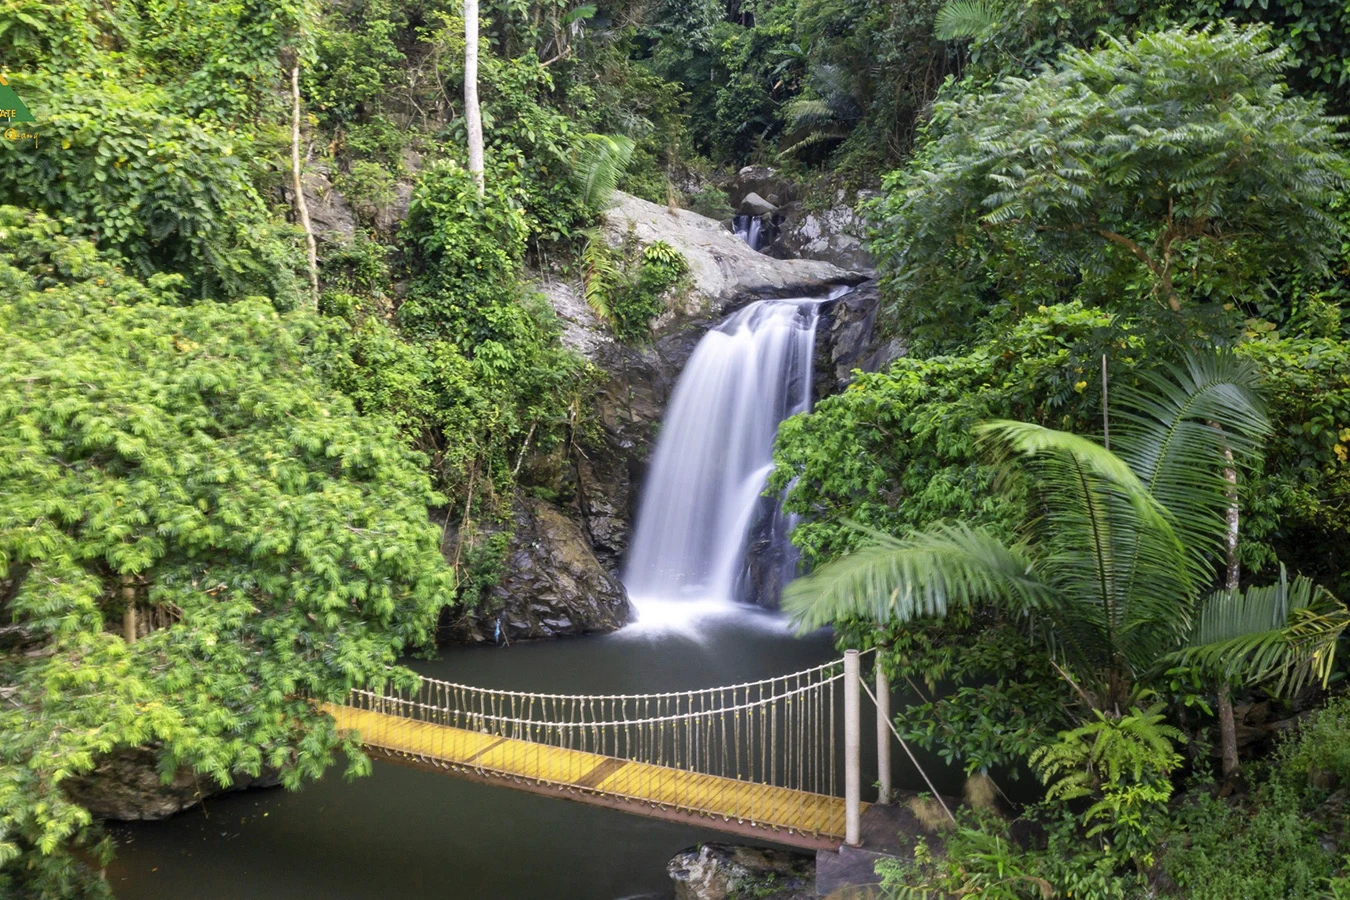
<box><xmin>784</xmin><ymin>353</ymin><xmax>1349</xmax><ymax>771</ymax></box>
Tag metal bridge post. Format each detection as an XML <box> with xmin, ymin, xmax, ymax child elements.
<box><xmin>844</xmin><ymin>649</ymin><xmax>861</xmax><ymax>846</ymax></box>
<box><xmin>876</xmin><ymin>662</ymin><xmax>892</xmax><ymax>805</ymax></box>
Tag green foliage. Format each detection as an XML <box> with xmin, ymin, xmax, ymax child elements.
<box><xmin>398</xmin><ymin>160</ymin><xmax>529</xmax><ymax>341</ymax></box>
<box><xmin>784</xmin><ymin>352</ymin><xmax>1279</xmax><ymax>711</ymax></box>
<box><xmin>1276</xmin><ymin>692</ymin><xmax>1350</xmax><ymax>792</ymax></box>
<box><xmin>358</xmin><ymin>159</ymin><xmax>590</xmax><ymax>517</ymax></box>
<box><xmin>790</xmin><ymin>0</ymin><xmax>956</xmax><ymax>172</ymax></box>
<box><xmin>1238</xmin><ymin>327</ymin><xmax>1350</xmax><ymax>593</ymax></box>
<box><xmin>878</xmin><ymin>809</ymin><xmax>1139</xmax><ymax>899</ymax></box>
<box><xmin>335</xmin><ymin>161</ymin><xmax>399</xmax><ymax>225</ymax></box>
<box><xmin>1172</xmin><ymin>568</ymin><xmax>1350</xmax><ymax>697</ymax></box>
<box><xmin>771</xmin><ymin>302</ymin><xmax>1130</xmax><ymax>568</ymax></box>
<box><xmin>649</xmin><ymin>4</ymin><xmax>800</xmax><ymax>166</ymax></box>
<box><xmin>1177</xmin><ymin>0</ymin><xmax>1350</xmax><ymax>97</ymax></box>
<box><xmin>0</xmin><ymin>208</ymin><xmax>453</xmax><ymax>895</ymax></box>
<box><xmin>308</xmin><ymin>0</ymin><xmax>407</xmax><ymax>126</ymax></box>
<box><xmin>866</xmin><ymin>616</ymin><xmax>1075</xmax><ymax>775</ymax></box>
<box><xmin>1031</xmin><ymin>704</ymin><xmax>1184</xmax><ymax>867</ymax></box>
<box><xmin>685</xmin><ymin>186</ymin><xmax>734</xmax><ymax>220</ymax></box>
<box><xmin>1161</xmin><ymin>698</ymin><xmax>1350</xmax><ymax>900</ymax></box>
<box><xmin>573</xmin><ymin>133</ymin><xmax>636</xmax><ymax>210</ymax></box>
<box><xmin>581</xmin><ymin>233</ymin><xmax>687</xmax><ymax>342</ymax></box>
<box><xmin>131</xmin><ymin>0</ymin><xmax>318</xmax><ymax>122</ymax></box>
<box><xmin>869</xmin><ymin>23</ymin><xmax>1350</xmax><ymax>351</ymax></box>
<box><xmin>1</xmin><ymin>0</ymin><xmax>316</xmax><ymax>121</ymax></box>
<box><xmin>1163</xmin><ymin>786</ymin><xmax>1338</xmax><ymax>900</ymax></box>
<box><xmin>935</xmin><ymin>1</ymin><xmax>999</xmax><ymax>40</ymax></box>
<box><xmin>0</xmin><ymin>75</ymin><xmax>305</xmax><ymax>307</ymax></box>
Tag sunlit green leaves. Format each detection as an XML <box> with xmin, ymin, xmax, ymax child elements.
<box><xmin>0</xmin><ymin>209</ymin><xmax>454</xmax><ymax>896</ymax></box>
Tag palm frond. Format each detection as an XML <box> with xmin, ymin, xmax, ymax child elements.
<box><xmin>1170</xmin><ymin>567</ymin><xmax>1350</xmax><ymax>697</ymax></box>
<box><xmin>784</xmin><ymin>98</ymin><xmax>837</xmax><ymax>127</ymax></box>
<box><xmin>572</xmin><ymin>133</ymin><xmax>635</xmax><ymax>210</ymax></box>
<box><xmin>782</xmin><ymin>523</ymin><xmax>1054</xmax><ymax>633</ymax></box>
<box><xmin>1112</xmin><ymin>351</ymin><xmax>1269</xmax><ymax>570</ymax></box>
<box><xmin>935</xmin><ymin>0</ymin><xmax>998</xmax><ymax>41</ymax></box>
<box><xmin>977</xmin><ymin>420</ymin><xmax>1199</xmax><ymax>676</ymax></box>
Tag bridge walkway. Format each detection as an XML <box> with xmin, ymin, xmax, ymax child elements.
<box><xmin>324</xmin><ymin>704</ymin><xmax>860</xmax><ymax>850</ymax></box>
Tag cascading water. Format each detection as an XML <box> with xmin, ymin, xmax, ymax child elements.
<box><xmin>622</xmin><ymin>298</ymin><xmax>821</xmax><ymax>629</ymax></box>
<box><xmin>732</xmin><ymin>215</ymin><xmax>764</xmax><ymax>252</ymax></box>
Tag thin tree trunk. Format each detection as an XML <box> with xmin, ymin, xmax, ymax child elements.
<box><xmin>290</xmin><ymin>63</ymin><xmax>319</xmax><ymax>304</ymax></box>
<box><xmin>464</xmin><ymin>0</ymin><xmax>485</xmax><ymax>195</ymax></box>
<box><xmin>1217</xmin><ymin>437</ymin><xmax>1241</xmax><ymax>780</ymax></box>
<box><xmin>121</xmin><ymin>575</ymin><xmax>137</xmax><ymax>644</ymax></box>
<box><xmin>1218</xmin><ymin>683</ymin><xmax>1239</xmax><ymax>780</ymax></box>
<box><xmin>1101</xmin><ymin>354</ymin><xmax>1110</xmax><ymax>450</ymax></box>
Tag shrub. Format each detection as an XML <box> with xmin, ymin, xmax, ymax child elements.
<box><xmin>0</xmin><ymin>208</ymin><xmax>453</xmax><ymax>896</ymax></box>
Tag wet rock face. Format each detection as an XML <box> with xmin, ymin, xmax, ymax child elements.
<box><xmin>815</xmin><ymin>280</ymin><xmax>905</xmax><ymax>398</ymax></box>
<box><xmin>63</xmin><ymin>746</ymin><xmax>280</xmax><ymax>821</ymax></box>
<box><xmin>439</xmin><ymin>498</ymin><xmax>632</xmax><ymax>643</ymax></box>
<box><xmin>298</xmin><ymin>169</ymin><xmax>358</xmax><ymax>244</ymax></box>
<box><xmin>736</xmin><ymin>493</ymin><xmax>800</xmax><ymax>610</ymax></box>
<box><xmin>574</xmin><ymin>321</ymin><xmax>709</xmax><ymax>570</ymax></box>
<box><xmin>667</xmin><ymin>843</ymin><xmax>816</xmax><ymax>900</ymax></box>
<box><xmin>767</xmin><ymin>194</ymin><xmax>879</xmax><ymax>275</ymax></box>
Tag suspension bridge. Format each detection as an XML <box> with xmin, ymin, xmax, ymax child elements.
<box><xmin>325</xmin><ymin>649</ymin><xmax>931</xmax><ymax>851</ymax></box>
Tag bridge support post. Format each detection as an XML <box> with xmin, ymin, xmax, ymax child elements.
<box><xmin>844</xmin><ymin>649</ymin><xmax>861</xmax><ymax>847</ymax></box>
<box><xmin>876</xmin><ymin>662</ymin><xmax>892</xmax><ymax>805</ymax></box>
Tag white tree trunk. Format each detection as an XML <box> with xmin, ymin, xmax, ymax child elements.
<box><xmin>464</xmin><ymin>0</ymin><xmax>485</xmax><ymax>195</ymax></box>
<box><xmin>290</xmin><ymin>63</ymin><xmax>319</xmax><ymax>305</ymax></box>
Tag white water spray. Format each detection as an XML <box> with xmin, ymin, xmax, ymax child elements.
<box><xmin>622</xmin><ymin>298</ymin><xmax>822</xmax><ymax>630</ymax></box>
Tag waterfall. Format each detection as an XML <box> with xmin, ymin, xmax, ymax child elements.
<box><xmin>732</xmin><ymin>215</ymin><xmax>764</xmax><ymax>252</ymax></box>
<box><xmin>623</xmin><ymin>299</ymin><xmax>821</xmax><ymax>627</ymax></box>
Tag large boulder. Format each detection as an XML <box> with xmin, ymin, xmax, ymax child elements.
<box><xmin>738</xmin><ymin>191</ymin><xmax>778</xmax><ymax>217</ymax></box>
<box><xmin>439</xmin><ymin>497</ymin><xmax>632</xmax><ymax>642</ymax></box>
<box><xmin>767</xmin><ymin>193</ymin><xmax>878</xmax><ymax>275</ymax></box>
<box><xmin>728</xmin><ymin>166</ymin><xmax>799</xmax><ymax>210</ymax></box>
<box><xmin>667</xmin><ymin>843</ymin><xmax>816</xmax><ymax>900</ymax></box>
<box><xmin>63</xmin><ymin>746</ymin><xmax>280</xmax><ymax>821</ymax></box>
<box><xmin>603</xmin><ymin>192</ymin><xmax>862</xmax><ymax>328</ymax></box>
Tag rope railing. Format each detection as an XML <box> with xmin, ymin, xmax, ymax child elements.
<box><xmin>346</xmin><ymin>656</ymin><xmax>848</xmax><ymax>798</ymax></box>
<box><xmin>332</xmin><ymin>651</ymin><xmax>878</xmax><ymax>842</ymax></box>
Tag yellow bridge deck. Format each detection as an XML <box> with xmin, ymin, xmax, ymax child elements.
<box><xmin>324</xmin><ymin>704</ymin><xmax>857</xmax><ymax>850</ymax></box>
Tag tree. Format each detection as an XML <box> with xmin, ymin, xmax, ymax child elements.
<box><xmin>868</xmin><ymin>23</ymin><xmax>1350</xmax><ymax>349</ymax></box>
<box><xmin>464</xmin><ymin>0</ymin><xmax>484</xmax><ymax>194</ymax></box>
<box><xmin>0</xmin><ymin>209</ymin><xmax>455</xmax><ymax>896</ymax></box>
<box><xmin>784</xmin><ymin>354</ymin><xmax>1349</xmax><ymax>746</ymax></box>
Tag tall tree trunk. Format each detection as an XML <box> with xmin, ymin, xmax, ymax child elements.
<box><xmin>464</xmin><ymin>0</ymin><xmax>485</xmax><ymax>195</ymax></box>
<box><xmin>1217</xmin><ymin>439</ymin><xmax>1241</xmax><ymax>780</ymax></box>
<box><xmin>289</xmin><ymin>61</ymin><xmax>319</xmax><ymax>305</ymax></box>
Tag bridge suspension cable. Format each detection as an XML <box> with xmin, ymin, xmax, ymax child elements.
<box><xmin>329</xmin><ymin>650</ymin><xmax>878</xmax><ymax>845</ymax></box>
<box><xmin>345</xmin><ymin>654</ymin><xmax>855</xmax><ymax>799</ymax></box>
